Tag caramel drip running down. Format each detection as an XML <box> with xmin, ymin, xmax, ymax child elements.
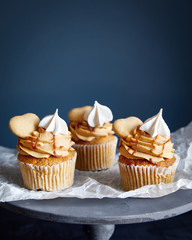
<box><xmin>152</xmin><ymin>135</ymin><xmax>158</xmax><ymax>147</ymax></box>
<box><xmin>149</xmin><ymin>158</ymin><xmax>154</xmax><ymax>164</ymax></box>
<box><xmin>29</xmin><ymin>133</ymin><xmax>40</xmax><ymax>149</ymax></box>
<box><xmin>158</xmin><ymin>136</ymin><xmax>172</xmax><ymax>157</ymax></box>
<box><xmin>132</xmin><ymin>127</ymin><xmax>141</xmax><ymax>155</ymax></box>
<box><xmin>34</xmin><ymin>133</ymin><xmax>40</xmax><ymax>149</ymax></box>
<box><xmin>126</xmin><ymin>128</ymin><xmax>172</xmax><ymax>158</ymax></box>
<box><xmin>52</xmin><ymin>135</ymin><xmax>62</xmax><ymax>157</ymax></box>
<box><xmin>150</xmin><ymin>135</ymin><xmax>158</xmax><ymax>154</ymax></box>
<box><xmin>28</xmin><ymin>137</ymin><xmax>34</xmax><ymax>148</ymax></box>
<box><xmin>53</xmin><ymin>135</ymin><xmax>56</xmax><ymax>156</ymax></box>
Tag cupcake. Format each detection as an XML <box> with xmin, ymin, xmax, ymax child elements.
<box><xmin>113</xmin><ymin>109</ymin><xmax>179</xmax><ymax>191</ymax></box>
<box><xmin>9</xmin><ymin>109</ymin><xmax>76</xmax><ymax>191</ymax></box>
<box><xmin>68</xmin><ymin>101</ymin><xmax>117</xmax><ymax>170</ymax></box>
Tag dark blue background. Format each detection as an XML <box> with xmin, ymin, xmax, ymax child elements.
<box><xmin>1</xmin><ymin>2</ymin><xmax>192</xmax><ymax>239</ymax></box>
<box><xmin>1</xmin><ymin>0</ymin><xmax>192</xmax><ymax>148</ymax></box>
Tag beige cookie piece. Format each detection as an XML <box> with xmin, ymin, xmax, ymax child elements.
<box><xmin>9</xmin><ymin>113</ymin><xmax>40</xmax><ymax>138</ymax></box>
<box><xmin>68</xmin><ymin>106</ymin><xmax>92</xmax><ymax>122</ymax></box>
<box><xmin>113</xmin><ymin>117</ymin><xmax>143</xmax><ymax>138</ymax></box>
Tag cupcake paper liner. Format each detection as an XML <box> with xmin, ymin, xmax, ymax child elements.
<box><xmin>118</xmin><ymin>154</ymin><xmax>180</xmax><ymax>191</ymax></box>
<box><xmin>73</xmin><ymin>137</ymin><xmax>118</xmax><ymax>171</ymax></box>
<box><xmin>18</xmin><ymin>152</ymin><xmax>76</xmax><ymax>191</ymax></box>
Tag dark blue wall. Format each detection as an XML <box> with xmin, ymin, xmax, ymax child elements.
<box><xmin>1</xmin><ymin>0</ymin><xmax>192</xmax><ymax>148</ymax></box>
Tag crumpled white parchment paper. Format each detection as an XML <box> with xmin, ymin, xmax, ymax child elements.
<box><xmin>0</xmin><ymin>122</ymin><xmax>192</xmax><ymax>202</ymax></box>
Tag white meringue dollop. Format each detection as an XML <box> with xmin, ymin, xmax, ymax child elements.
<box><xmin>39</xmin><ymin>109</ymin><xmax>68</xmax><ymax>135</ymax></box>
<box><xmin>84</xmin><ymin>101</ymin><xmax>113</xmax><ymax>127</ymax></box>
<box><xmin>139</xmin><ymin>108</ymin><xmax>170</xmax><ymax>139</ymax></box>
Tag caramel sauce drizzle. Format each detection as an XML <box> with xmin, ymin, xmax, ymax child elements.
<box><xmin>158</xmin><ymin>136</ymin><xmax>171</xmax><ymax>157</ymax></box>
<box><xmin>29</xmin><ymin>133</ymin><xmax>40</xmax><ymax>149</ymax></box>
<box><xmin>150</xmin><ymin>135</ymin><xmax>158</xmax><ymax>154</ymax></box>
<box><xmin>149</xmin><ymin>158</ymin><xmax>156</xmax><ymax>165</ymax></box>
<box><xmin>131</xmin><ymin>127</ymin><xmax>141</xmax><ymax>155</ymax></box>
<box><xmin>125</xmin><ymin>127</ymin><xmax>171</xmax><ymax>159</ymax></box>
<box><xmin>52</xmin><ymin>135</ymin><xmax>62</xmax><ymax>157</ymax></box>
<box><xmin>152</xmin><ymin>135</ymin><xmax>158</xmax><ymax>147</ymax></box>
<box><xmin>53</xmin><ymin>135</ymin><xmax>56</xmax><ymax>156</ymax></box>
<box><xmin>149</xmin><ymin>158</ymin><xmax>152</xmax><ymax>163</ymax></box>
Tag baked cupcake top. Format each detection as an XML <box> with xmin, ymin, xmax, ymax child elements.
<box><xmin>9</xmin><ymin>109</ymin><xmax>74</xmax><ymax>158</ymax></box>
<box><xmin>68</xmin><ymin>101</ymin><xmax>114</xmax><ymax>142</ymax></box>
<box><xmin>113</xmin><ymin>109</ymin><xmax>174</xmax><ymax>164</ymax></box>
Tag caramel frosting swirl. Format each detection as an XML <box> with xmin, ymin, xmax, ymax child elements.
<box><xmin>69</xmin><ymin>120</ymin><xmax>114</xmax><ymax>142</ymax></box>
<box><xmin>119</xmin><ymin>127</ymin><xmax>174</xmax><ymax>164</ymax></box>
<box><xmin>17</xmin><ymin>127</ymin><xmax>74</xmax><ymax>158</ymax></box>
<box><xmin>113</xmin><ymin>115</ymin><xmax>174</xmax><ymax>164</ymax></box>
